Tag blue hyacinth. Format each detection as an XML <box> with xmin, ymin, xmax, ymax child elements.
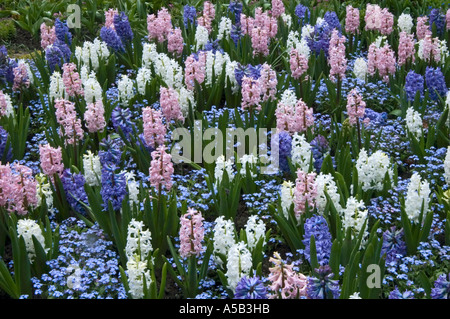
<box><xmin>100</xmin><ymin>164</ymin><xmax>128</xmax><ymax>211</ymax></box>
<box><xmin>428</xmin><ymin>9</ymin><xmax>445</xmax><ymax>35</ymax></box>
<box><xmin>307</xmin><ymin>21</ymin><xmax>333</xmax><ymax>57</ymax></box>
<box><xmin>295</xmin><ymin>4</ymin><xmax>310</xmax><ymax>24</ymax></box>
<box><xmin>389</xmin><ymin>287</ymin><xmax>414</xmax><ymax>299</ymax></box>
<box><xmin>0</xmin><ymin>126</ymin><xmax>12</xmax><ymax>162</ymax></box>
<box><xmin>61</xmin><ymin>169</ymin><xmax>89</xmax><ymax>215</ymax></box>
<box><xmin>55</xmin><ymin>18</ymin><xmax>72</xmax><ymax>45</ymax></box>
<box><xmin>306</xmin><ymin>265</ymin><xmax>340</xmax><ymax>299</ymax></box>
<box><xmin>228</xmin><ymin>1</ymin><xmax>243</xmax><ymax>23</ymax></box>
<box><xmin>234</xmin><ymin>276</ymin><xmax>267</xmax><ymax>299</ymax></box>
<box><xmin>302</xmin><ymin>215</ymin><xmax>333</xmax><ymax>266</ymax></box>
<box><xmin>405</xmin><ymin>70</ymin><xmax>424</xmax><ymax>102</ymax></box>
<box><xmin>100</xmin><ymin>26</ymin><xmax>124</xmax><ymax>52</ymax></box>
<box><xmin>99</xmin><ymin>136</ymin><xmax>123</xmax><ymax>166</ymax></box>
<box><xmin>310</xmin><ymin>135</ymin><xmax>330</xmax><ymax>172</ymax></box>
<box><xmin>324</xmin><ymin>11</ymin><xmax>341</xmax><ymax>32</ymax></box>
<box><xmin>380</xmin><ymin>226</ymin><xmax>407</xmax><ymax>264</ymax></box>
<box><xmin>431</xmin><ymin>273</ymin><xmax>450</xmax><ymax>299</ymax></box>
<box><xmin>45</xmin><ymin>43</ymin><xmax>70</xmax><ymax>72</ymax></box>
<box><xmin>234</xmin><ymin>63</ymin><xmax>261</xmax><ymax>86</ymax></box>
<box><xmin>183</xmin><ymin>5</ymin><xmax>197</xmax><ymax>28</ymax></box>
<box><xmin>277</xmin><ymin>131</ymin><xmax>292</xmax><ymax>172</ymax></box>
<box><xmin>113</xmin><ymin>12</ymin><xmax>133</xmax><ymax>44</ymax></box>
<box><xmin>425</xmin><ymin>66</ymin><xmax>447</xmax><ymax>101</ymax></box>
<box><xmin>111</xmin><ymin>106</ymin><xmax>134</xmax><ymax>137</ymax></box>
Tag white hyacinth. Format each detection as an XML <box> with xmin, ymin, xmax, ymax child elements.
<box><xmin>280</xmin><ymin>181</ymin><xmax>295</xmax><ymax>219</ymax></box>
<box><xmin>239</xmin><ymin>154</ymin><xmax>258</xmax><ymax>177</ymax></box>
<box><xmin>75</xmin><ymin>38</ymin><xmax>110</xmax><ymax>71</ymax></box>
<box><xmin>315</xmin><ymin>173</ymin><xmax>342</xmax><ymax>214</ymax></box>
<box><xmin>117</xmin><ymin>74</ymin><xmax>135</xmax><ymax>105</ymax></box>
<box><xmin>287</xmin><ymin>31</ymin><xmax>310</xmax><ymax>59</ymax></box>
<box><xmin>226</xmin><ymin>241</ymin><xmax>253</xmax><ymax>292</ymax></box>
<box><xmin>35</xmin><ymin>173</ymin><xmax>54</xmax><ymax>212</ymax></box>
<box><xmin>356</xmin><ymin>149</ymin><xmax>393</xmax><ymax>192</ymax></box>
<box><xmin>405</xmin><ymin>107</ymin><xmax>422</xmax><ymax>139</ymax></box>
<box><xmin>124</xmin><ymin>171</ymin><xmax>140</xmax><ymax>207</ymax></box>
<box><xmin>17</xmin><ymin>219</ymin><xmax>48</xmax><ymax>263</ymax></box>
<box><xmin>245</xmin><ymin>215</ymin><xmax>266</xmax><ymax>251</ymax></box>
<box><xmin>301</xmin><ymin>24</ymin><xmax>315</xmax><ymax>40</ymax></box>
<box><xmin>195</xmin><ymin>25</ymin><xmax>209</xmax><ymax>51</ymax></box>
<box><xmin>397</xmin><ymin>13</ymin><xmax>414</xmax><ymax>33</ymax></box>
<box><xmin>225</xmin><ymin>59</ymin><xmax>239</xmax><ymax>93</ymax></box>
<box><xmin>126</xmin><ymin>259</ymin><xmax>151</xmax><ymax>299</ymax></box>
<box><xmin>341</xmin><ymin>196</ymin><xmax>368</xmax><ymax>241</ymax></box>
<box><xmin>279</xmin><ymin>89</ymin><xmax>298</xmax><ymax>107</ymax></box>
<box><xmin>353</xmin><ymin>57</ymin><xmax>368</xmax><ymax>82</ymax></box>
<box><xmin>281</xmin><ymin>13</ymin><xmax>292</xmax><ymax>29</ymax></box>
<box><xmin>18</xmin><ymin>60</ymin><xmax>34</xmax><ymax>85</ymax></box>
<box><xmin>290</xmin><ymin>133</ymin><xmax>312</xmax><ymax>172</ymax></box>
<box><xmin>83</xmin><ymin>72</ymin><xmax>103</xmax><ymax>104</ymax></box>
<box><xmin>213</xmin><ymin>216</ymin><xmax>236</xmax><ymax>266</ymax></box>
<box><xmin>125</xmin><ymin>219</ymin><xmax>153</xmax><ymax>261</ymax></box>
<box><xmin>83</xmin><ymin>150</ymin><xmax>101</xmax><ymax>187</ymax></box>
<box><xmin>0</xmin><ymin>91</ymin><xmax>14</xmax><ymax>118</ymax></box>
<box><xmin>142</xmin><ymin>43</ymin><xmax>159</xmax><ymax>69</ymax></box>
<box><xmin>215</xmin><ymin>155</ymin><xmax>235</xmax><ymax>185</ymax></box>
<box><xmin>404</xmin><ymin>173</ymin><xmax>430</xmax><ymax>223</ymax></box>
<box><xmin>136</xmin><ymin>67</ymin><xmax>152</xmax><ymax>95</ymax></box>
<box><xmin>177</xmin><ymin>86</ymin><xmax>195</xmax><ymax>117</ymax></box>
<box><xmin>217</xmin><ymin>17</ymin><xmax>232</xmax><ymax>40</ymax></box>
<box><xmin>444</xmin><ymin>146</ymin><xmax>450</xmax><ymax>185</ymax></box>
<box><xmin>49</xmin><ymin>71</ymin><xmax>66</xmax><ymax>101</ymax></box>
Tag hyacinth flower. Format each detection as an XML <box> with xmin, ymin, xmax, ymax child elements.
<box><xmin>431</xmin><ymin>273</ymin><xmax>450</xmax><ymax>299</ymax></box>
<box><xmin>275</xmin><ymin>98</ymin><xmax>314</xmax><ymax>135</ymax></box>
<box><xmin>142</xmin><ymin>106</ymin><xmax>166</xmax><ymax>149</ymax></box>
<box><xmin>241</xmin><ymin>75</ymin><xmax>262</xmax><ymax>119</ymax></box>
<box><xmin>346</xmin><ymin>88</ymin><xmax>366</xmax><ymax>148</ymax></box>
<box><xmin>404</xmin><ymin>70</ymin><xmax>424</xmax><ymax>103</ymax></box>
<box><xmin>397</xmin><ymin>31</ymin><xmax>416</xmax><ymax>67</ymax></box>
<box><xmin>149</xmin><ymin>145</ymin><xmax>174</xmax><ymax>194</ymax></box>
<box><xmin>289</xmin><ymin>48</ymin><xmax>309</xmax><ymax>90</ymax></box>
<box><xmin>100</xmin><ymin>163</ymin><xmax>128</xmax><ymax>211</ymax></box>
<box><xmin>0</xmin><ymin>126</ymin><xmax>12</xmax><ymax>162</ymax></box>
<box><xmin>39</xmin><ymin>143</ymin><xmax>64</xmax><ymax>179</ymax></box>
<box><xmin>302</xmin><ymin>215</ymin><xmax>333</xmax><ymax>266</ymax></box>
<box><xmin>425</xmin><ymin>66</ymin><xmax>447</xmax><ymax>101</ymax></box>
<box><xmin>100</xmin><ymin>26</ymin><xmax>124</xmax><ymax>52</ymax></box>
<box><xmin>147</xmin><ymin>8</ymin><xmax>172</xmax><ymax>43</ymax></box>
<box><xmin>268</xmin><ymin>252</ymin><xmax>308</xmax><ymax>299</ymax></box>
<box><xmin>234</xmin><ymin>276</ymin><xmax>267</xmax><ymax>299</ymax></box>
<box><xmin>293</xmin><ymin>170</ymin><xmax>317</xmax><ymax>219</ymax></box>
<box><xmin>184</xmin><ymin>54</ymin><xmax>206</xmax><ymax>90</ymax></box>
<box><xmin>307</xmin><ymin>265</ymin><xmax>340</xmax><ymax>299</ymax></box>
<box><xmin>84</xmin><ymin>100</ymin><xmax>106</xmax><ymax>134</ymax></box>
<box><xmin>62</xmin><ymin>63</ymin><xmax>83</xmax><ymax>97</ymax></box>
<box><xmin>113</xmin><ymin>12</ymin><xmax>133</xmax><ymax>44</ymax></box>
<box><xmin>183</xmin><ymin>5</ymin><xmax>196</xmax><ymax>28</ymax></box>
<box><xmin>40</xmin><ymin>22</ymin><xmax>56</xmax><ymax>50</ymax></box>
<box><xmin>167</xmin><ymin>28</ymin><xmax>183</xmax><ymax>56</ymax></box>
<box><xmin>416</xmin><ymin>16</ymin><xmax>431</xmax><ymax>40</ymax></box>
<box><xmin>345</xmin><ymin>5</ymin><xmax>360</xmax><ymax>51</ymax></box>
<box><xmin>54</xmin><ymin>99</ymin><xmax>84</xmax><ymax>146</ymax></box>
<box><xmin>55</xmin><ymin>18</ymin><xmax>72</xmax><ymax>45</ymax></box>
<box><xmin>61</xmin><ymin>168</ymin><xmax>89</xmax><ymax>215</ymax></box>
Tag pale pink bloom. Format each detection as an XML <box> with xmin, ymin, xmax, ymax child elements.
<box><xmin>142</xmin><ymin>107</ymin><xmax>166</xmax><ymax>148</ymax></box>
<box><xmin>40</xmin><ymin>22</ymin><xmax>56</xmax><ymax>49</ymax></box>
<box><xmin>258</xmin><ymin>63</ymin><xmax>277</xmax><ymax>102</ymax></box>
<box><xmin>179</xmin><ymin>208</ymin><xmax>205</xmax><ymax>258</ymax></box>
<box><xmin>6</xmin><ymin>163</ymin><xmax>38</xmax><ymax>215</ymax></box>
<box><xmin>398</xmin><ymin>31</ymin><xmax>416</xmax><ymax>66</ymax></box>
<box><xmin>54</xmin><ymin>99</ymin><xmax>84</xmax><ymax>145</ymax></box>
<box><xmin>184</xmin><ymin>54</ymin><xmax>206</xmax><ymax>90</ymax></box>
<box><xmin>421</xmin><ymin>34</ymin><xmax>441</xmax><ymax>63</ymax></box>
<box><xmin>268</xmin><ymin>252</ymin><xmax>308</xmax><ymax>299</ymax></box>
<box><xmin>364</xmin><ymin>4</ymin><xmax>382</xmax><ymax>31</ymax></box>
<box><xmin>147</xmin><ymin>8</ymin><xmax>172</xmax><ymax>43</ymax></box>
<box><xmin>197</xmin><ymin>15</ymin><xmax>213</xmax><ymax>33</ymax></box>
<box><xmin>167</xmin><ymin>28</ymin><xmax>184</xmax><ymax>56</ymax></box>
<box><xmin>416</xmin><ymin>16</ymin><xmax>431</xmax><ymax>40</ymax></box>
<box><xmin>240</xmin><ymin>14</ymin><xmax>254</xmax><ymax>35</ymax></box>
<box><xmin>289</xmin><ymin>49</ymin><xmax>308</xmax><ymax>79</ymax></box>
<box><xmin>367</xmin><ymin>43</ymin><xmax>396</xmax><ymax>83</ymax></box>
<box><xmin>203</xmin><ymin>1</ymin><xmax>215</xmax><ymax>21</ymax></box>
<box><xmin>62</xmin><ymin>63</ymin><xmax>84</xmax><ymax>97</ymax></box>
<box><xmin>12</xmin><ymin>64</ymin><xmax>30</xmax><ymax>91</ymax></box>
<box><xmin>241</xmin><ymin>76</ymin><xmax>262</xmax><ymax>112</ymax></box>
<box><xmin>84</xmin><ymin>101</ymin><xmax>106</xmax><ymax>133</ymax></box>
<box><xmin>276</xmin><ymin>99</ymin><xmax>314</xmax><ymax>134</ymax></box>
<box><xmin>39</xmin><ymin>143</ymin><xmax>64</xmax><ymax>177</ymax></box>
<box><xmin>346</xmin><ymin>88</ymin><xmax>366</xmax><ymax>126</ymax></box>
<box><xmin>251</xmin><ymin>26</ymin><xmax>269</xmax><ymax>57</ymax></box>
<box><xmin>345</xmin><ymin>5</ymin><xmax>360</xmax><ymax>34</ymax></box>
<box><xmin>0</xmin><ymin>91</ymin><xmax>9</xmax><ymax>117</ymax></box>
<box><xmin>379</xmin><ymin>8</ymin><xmax>394</xmax><ymax>35</ymax></box>
<box><xmin>293</xmin><ymin>170</ymin><xmax>317</xmax><ymax>218</ymax></box>
<box><xmin>160</xmin><ymin>87</ymin><xmax>184</xmax><ymax>123</ymax></box>
<box><xmin>447</xmin><ymin>9</ymin><xmax>450</xmax><ymax>30</ymax></box>
<box><xmin>271</xmin><ymin>0</ymin><xmax>285</xmax><ymax>18</ymax></box>
<box><xmin>149</xmin><ymin>145</ymin><xmax>174</xmax><ymax>191</ymax></box>
<box><xmin>328</xmin><ymin>30</ymin><xmax>347</xmax><ymax>82</ymax></box>
<box><xmin>105</xmin><ymin>8</ymin><xmax>118</xmax><ymax>29</ymax></box>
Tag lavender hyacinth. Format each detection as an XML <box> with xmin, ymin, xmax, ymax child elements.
<box><xmin>61</xmin><ymin>169</ymin><xmax>89</xmax><ymax>214</ymax></box>
<box><xmin>113</xmin><ymin>12</ymin><xmax>133</xmax><ymax>43</ymax></box>
<box><xmin>405</xmin><ymin>70</ymin><xmax>424</xmax><ymax>102</ymax></box>
<box><xmin>100</xmin><ymin>164</ymin><xmax>128</xmax><ymax>211</ymax></box>
<box><xmin>380</xmin><ymin>226</ymin><xmax>407</xmax><ymax>264</ymax></box>
<box><xmin>425</xmin><ymin>66</ymin><xmax>447</xmax><ymax>101</ymax></box>
<box><xmin>100</xmin><ymin>26</ymin><xmax>124</xmax><ymax>52</ymax></box>
<box><xmin>234</xmin><ymin>276</ymin><xmax>267</xmax><ymax>299</ymax></box>
<box><xmin>306</xmin><ymin>265</ymin><xmax>340</xmax><ymax>299</ymax></box>
<box><xmin>302</xmin><ymin>215</ymin><xmax>333</xmax><ymax>266</ymax></box>
<box><xmin>431</xmin><ymin>273</ymin><xmax>450</xmax><ymax>299</ymax></box>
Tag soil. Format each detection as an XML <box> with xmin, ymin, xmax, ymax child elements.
<box><xmin>2</xmin><ymin>20</ymin><xmax>40</xmax><ymax>58</ymax></box>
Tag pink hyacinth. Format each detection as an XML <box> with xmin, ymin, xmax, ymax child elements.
<box><xmin>142</xmin><ymin>106</ymin><xmax>166</xmax><ymax>149</ymax></box>
<box><xmin>275</xmin><ymin>99</ymin><xmax>314</xmax><ymax>134</ymax></box>
<box><xmin>421</xmin><ymin>34</ymin><xmax>441</xmax><ymax>63</ymax></box>
<box><xmin>258</xmin><ymin>63</ymin><xmax>277</xmax><ymax>102</ymax></box>
<box><xmin>241</xmin><ymin>76</ymin><xmax>262</xmax><ymax>112</ymax></box>
<box><xmin>167</xmin><ymin>28</ymin><xmax>184</xmax><ymax>56</ymax></box>
<box><xmin>159</xmin><ymin>87</ymin><xmax>184</xmax><ymax>123</ymax></box>
<box><xmin>54</xmin><ymin>99</ymin><xmax>84</xmax><ymax>145</ymax></box>
<box><xmin>0</xmin><ymin>91</ymin><xmax>7</xmax><ymax>117</ymax></box>
<box><xmin>12</xmin><ymin>63</ymin><xmax>30</xmax><ymax>91</ymax></box>
<box><xmin>1</xmin><ymin>163</ymin><xmax>38</xmax><ymax>215</ymax></box>
<box><xmin>149</xmin><ymin>145</ymin><xmax>174</xmax><ymax>192</ymax></box>
<box><xmin>179</xmin><ymin>208</ymin><xmax>205</xmax><ymax>258</ymax></box>
<box><xmin>203</xmin><ymin>1</ymin><xmax>215</xmax><ymax>21</ymax></box>
<box><xmin>447</xmin><ymin>9</ymin><xmax>450</xmax><ymax>30</ymax></box>
<box><xmin>147</xmin><ymin>8</ymin><xmax>172</xmax><ymax>43</ymax></box>
<box><xmin>367</xmin><ymin>43</ymin><xmax>396</xmax><ymax>83</ymax></box>
<box><xmin>289</xmin><ymin>49</ymin><xmax>309</xmax><ymax>79</ymax></box>
<box><xmin>39</xmin><ymin>144</ymin><xmax>64</xmax><ymax>177</ymax></box>
<box><xmin>40</xmin><ymin>22</ymin><xmax>56</xmax><ymax>50</ymax></box>
<box><xmin>416</xmin><ymin>16</ymin><xmax>431</xmax><ymax>40</ymax></box>
<box><xmin>268</xmin><ymin>252</ymin><xmax>308</xmax><ymax>299</ymax></box>
<box><xmin>184</xmin><ymin>54</ymin><xmax>206</xmax><ymax>90</ymax></box>
<box><xmin>346</xmin><ymin>88</ymin><xmax>366</xmax><ymax>126</ymax></box>
<box><xmin>328</xmin><ymin>30</ymin><xmax>347</xmax><ymax>82</ymax></box>
<box><xmin>379</xmin><ymin>8</ymin><xmax>394</xmax><ymax>35</ymax></box>
<box><xmin>271</xmin><ymin>0</ymin><xmax>285</xmax><ymax>18</ymax></box>
<box><xmin>240</xmin><ymin>14</ymin><xmax>254</xmax><ymax>35</ymax></box>
<box><xmin>84</xmin><ymin>101</ymin><xmax>106</xmax><ymax>133</ymax></box>
<box><xmin>251</xmin><ymin>26</ymin><xmax>269</xmax><ymax>57</ymax></box>
<box><xmin>398</xmin><ymin>32</ymin><xmax>416</xmax><ymax>66</ymax></box>
<box><xmin>364</xmin><ymin>4</ymin><xmax>382</xmax><ymax>31</ymax></box>
<box><xmin>62</xmin><ymin>63</ymin><xmax>84</xmax><ymax>97</ymax></box>
<box><xmin>293</xmin><ymin>170</ymin><xmax>317</xmax><ymax>218</ymax></box>
<box><xmin>345</xmin><ymin>5</ymin><xmax>360</xmax><ymax>34</ymax></box>
<box><xmin>105</xmin><ymin>8</ymin><xmax>118</xmax><ymax>29</ymax></box>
